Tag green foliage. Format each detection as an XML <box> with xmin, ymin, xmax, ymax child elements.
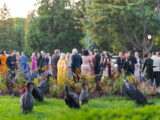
<box><xmin>0</xmin><ymin>3</ymin><xmax>14</xmax><ymax>50</ymax></box>
<box><xmin>12</xmin><ymin>18</ymin><xmax>25</xmax><ymax>51</ymax></box>
<box><xmin>26</xmin><ymin>0</ymin><xmax>83</xmax><ymax>53</ymax></box>
<box><xmin>82</xmin><ymin>0</ymin><xmax>160</xmax><ymax>54</ymax></box>
<box><xmin>101</xmin><ymin>74</ymin><xmax>124</xmax><ymax>95</ymax></box>
<box><xmin>0</xmin><ymin>76</ymin><xmax>7</xmax><ymax>91</ymax></box>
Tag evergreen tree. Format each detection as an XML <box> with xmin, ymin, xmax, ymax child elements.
<box><xmin>13</xmin><ymin>18</ymin><xmax>25</xmax><ymax>51</ymax></box>
<box><xmin>0</xmin><ymin>3</ymin><xmax>14</xmax><ymax>50</ymax></box>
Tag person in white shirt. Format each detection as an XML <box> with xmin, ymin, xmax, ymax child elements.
<box><xmin>151</xmin><ymin>52</ymin><xmax>156</xmax><ymax>59</ymax></box>
<box><xmin>152</xmin><ymin>52</ymin><xmax>160</xmax><ymax>87</ymax></box>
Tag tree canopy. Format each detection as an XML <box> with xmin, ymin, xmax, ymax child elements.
<box><xmin>0</xmin><ymin>0</ymin><xmax>160</xmax><ymax>55</ymax></box>
<box><xmin>82</xmin><ymin>0</ymin><xmax>160</xmax><ymax>55</ymax></box>
<box><xmin>26</xmin><ymin>0</ymin><xmax>83</xmax><ymax>53</ymax></box>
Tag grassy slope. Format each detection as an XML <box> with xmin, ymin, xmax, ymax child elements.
<box><xmin>0</xmin><ymin>96</ymin><xmax>159</xmax><ymax>120</ymax></box>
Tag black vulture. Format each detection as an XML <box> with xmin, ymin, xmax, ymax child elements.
<box><xmin>20</xmin><ymin>82</ymin><xmax>34</xmax><ymax>113</ymax></box>
<box><xmin>121</xmin><ymin>85</ymin><xmax>130</xmax><ymax>99</ymax></box>
<box><xmin>32</xmin><ymin>86</ymin><xmax>44</xmax><ymax>102</ymax></box>
<box><xmin>121</xmin><ymin>79</ymin><xmax>154</xmax><ymax>105</ymax></box>
<box><xmin>23</xmin><ymin>71</ymin><xmax>37</xmax><ymax>81</ymax></box>
<box><xmin>64</xmin><ymin>85</ymin><xmax>80</xmax><ymax>108</ymax></box>
<box><xmin>38</xmin><ymin>74</ymin><xmax>51</xmax><ymax>95</ymax></box>
<box><xmin>79</xmin><ymin>82</ymin><xmax>89</xmax><ymax>105</ymax></box>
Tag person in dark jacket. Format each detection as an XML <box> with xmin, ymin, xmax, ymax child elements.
<box><xmin>71</xmin><ymin>49</ymin><xmax>82</xmax><ymax>83</ymax></box>
<box><xmin>37</xmin><ymin>53</ymin><xmax>41</xmax><ymax>68</ymax></box>
<box><xmin>51</xmin><ymin>49</ymin><xmax>60</xmax><ymax>80</ymax></box>
<box><xmin>6</xmin><ymin>51</ymin><xmax>14</xmax><ymax>71</ymax></box>
<box><xmin>106</xmin><ymin>53</ymin><xmax>112</xmax><ymax>77</ymax></box>
<box><xmin>38</xmin><ymin>51</ymin><xmax>45</xmax><ymax>73</ymax></box>
<box><xmin>128</xmin><ymin>51</ymin><xmax>137</xmax><ymax>75</ymax></box>
<box><xmin>100</xmin><ymin>53</ymin><xmax>106</xmax><ymax>71</ymax></box>
<box><xmin>142</xmin><ymin>53</ymin><xmax>153</xmax><ymax>83</ymax></box>
<box><xmin>93</xmin><ymin>49</ymin><xmax>101</xmax><ymax>75</ymax></box>
<box><xmin>116</xmin><ymin>52</ymin><xmax>123</xmax><ymax>74</ymax></box>
<box><xmin>123</xmin><ymin>52</ymin><xmax>130</xmax><ymax>76</ymax></box>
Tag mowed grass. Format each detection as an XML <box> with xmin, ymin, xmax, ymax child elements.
<box><xmin>0</xmin><ymin>96</ymin><xmax>160</xmax><ymax>120</ymax></box>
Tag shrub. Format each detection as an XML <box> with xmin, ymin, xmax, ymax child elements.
<box><xmin>138</xmin><ymin>82</ymin><xmax>157</xmax><ymax>96</ymax></box>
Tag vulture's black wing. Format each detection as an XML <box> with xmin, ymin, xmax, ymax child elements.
<box><xmin>70</xmin><ymin>92</ymin><xmax>80</xmax><ymax>108</ymax></box>
<box><xmin>32</xmin><ymin>86</ymin><xmax>44</xmax><ymax>102</ymax></box>
<box><xmin>121</xmin><ymin>85</ymin><xmax>130</xmax><ymax>99</ymax></box>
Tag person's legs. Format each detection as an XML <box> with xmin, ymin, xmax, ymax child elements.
<box><xmin>24</xmin><ymin>63</ymin><xmax>27</xmax><ymax>70</ymax></box>
<box><xmin>155</xmin><ymin>72</ymin><xmax>160</xmax><ymax>87</ymax></box>
<box><xmin>117</xmin><ymin>67</ymin><xmax>122</xmax><ymax>74</ymax></box>
<box><xmin>108</xmin><ymin>64</ymin><xmax>111</xmax><ymax>77</ymax></box>
<box><xmin>157</xmin><ymin>72</ymin><xmax>160</xmax><ymax>87</ymax></box>
<box><xmin>130</xmin><ymin>69</ymin><xmax>134</xmax><ymax>76</ymax></box>
<box><xmin>72</xmin><ymin>70</ymin><xmax>76</xmax><ymax>83</ymax></box>
<box><xmin>148</xmin><ymin>70</ymin><xmax>154</xmax><ymax>85</ymax></box>
<box><xmin>21</xmin><ymin>63</ymin><xmax>24</xmax><ymax>70</ymax></box>
<box><xmin>152</xmin><ymin>72</ymin><xmax>156</xmax><ymax>84</ymax></box>
<box><xmin>150</xmin><ymin>71</ymin><xmax>154</xmax><ymax>84</ymax></box>
<box><xmin>53</xmin><ymin>67</ymin><xmax>57</xmax><ymax>80</ymax></box>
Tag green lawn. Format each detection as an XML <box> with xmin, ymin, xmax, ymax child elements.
<box><xmin>0</xmin><ymin>96</ymin><xmax>159</xmax><ymax>120</ymax></box>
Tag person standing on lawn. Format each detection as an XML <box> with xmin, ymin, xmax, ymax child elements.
<box><xmin>1</xmin><ymin>51</ymin><xmax>7</xmax><ymax>74</ymax></box>
<box><xmin>21</xmin><ymin>52</ymin><xmax>27</xmax><ymax>70</ymax></box>
<box><xmin>106</xmin><ymin>52</ymin><xmax>112</xmax><ymax>77</ymax></box>
<box><xmin>151</xmin><ymin>52</ymin><xmax>156</xmax><ymax>60</ymax></box>
<box><xmin>71</xmin><ymin>48</ymin><xmax>82</xmax><ymax>83</ymax></box>
<box><xmin>116</xmin><ymin>52</ymin><xmax>123</xmax><ymax>74</ymax></box>
<box><xmin>134</xmin><ymin>52</ymin><xmax>141</xmax><ymax>82</ymax></box>
<box><xmin>44</xmin><ymin>53</ymin><xmax>49</xmax><ymax>72</ymax></box>
<box><xmin>81</xmin><ymin>49</ymin><xmax>91</xmax><ymax>75</ymax></box>
<box><xmin>47</xmin><ymin>53</ymin><xmax>52</xmax><ymax>74</ymax></box>
<box><xmin>16</xmin><ymin>52</ymin><xmax>21</xmax><ymax>69</ymax></box>
<box><xmin>66</xmin><ymin>53</ymin><xmax>72</xmax><ymax>79</ymax></box>
<box><xmin>93</xmin><ymin>49</ymin><xmax>101</xmax><ymax>75</ymax></box>
<box><xmin>51</xmin><ymin>49</ymin><xmax>60</xmax><ymax>80</ymax></box>
<box><xmin>100</xmin><ymin>52</ymin><xmax>107</xmax><ymax>76</ymax></box>
<box><xmin>128</xmin><ymin>51</ymin><xmax>137</xmax><ymax>75</ymax></box>
<box><xmin>57</xmin><ymin>53</ymin><xmax>68</xmax><ymax>85</ymax></box>
<box><xmin>142</xmin><ymin>53</ymin><xmax>153</xmax><ymax>84</ymax></box>
<box><xmin>152</xmin><ymin>52</ymin><xmax>160</xmax><ymax>87</ymax></box>
<box><xmin>31</xmin><ymin>53</ymin><xmax>36</xmax><ymax>72</ymax></box>
<box><xmin>37</xmin><ymin>53</ymin><xmax>41</xmax><ymax>68</ymax></box>
<box><xmin>6</xmin><ymin>51</ymin><xmax>15</xmax><ymax>71</ymax></box>
<box><xmin>39</xmin><ymin>51</ymin><xmax>46</xmax><ymax>73</ymax></box>
<box><xmin>123</xmin><ymin>52</ymin><xmax>130</xmax><ymax>76</ymax></box>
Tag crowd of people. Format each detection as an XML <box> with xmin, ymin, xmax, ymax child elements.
<box><xmin>0</xmin><ymin>49</ymin><xmax>160</xmax><ymax>88</ymax></box>
<box><xmin>116</xmin><ymin>51</ymin><xmax>160</xmax><ymax>88</ymax></box>
<box><xmin>0</xmin><ymin>49</ymin><xmax>110</xmax><ymax>84</ymax></box>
